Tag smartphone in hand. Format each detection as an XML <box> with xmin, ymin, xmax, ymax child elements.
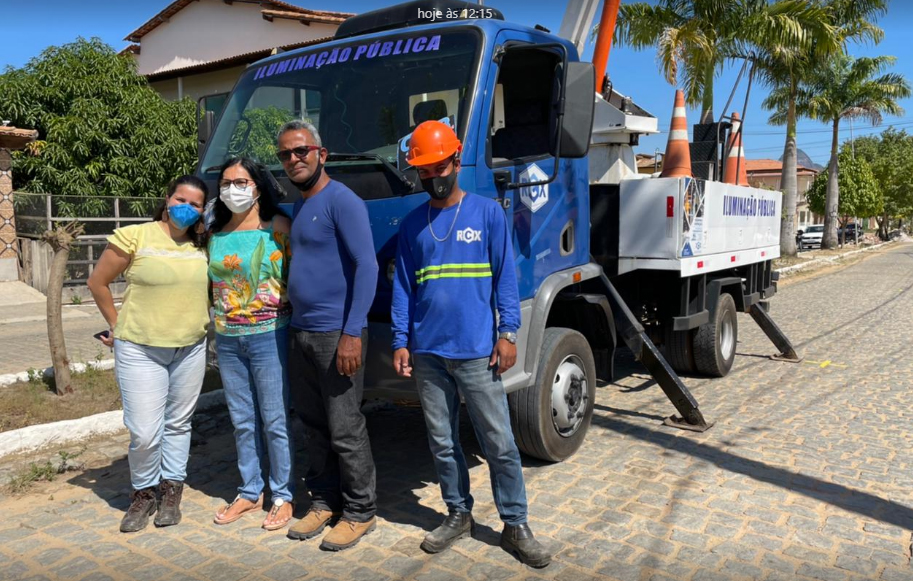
<box><xmin>93</xmin><ymin>330</ymin><xmax>111</xmax><ymax>341</ymax></box>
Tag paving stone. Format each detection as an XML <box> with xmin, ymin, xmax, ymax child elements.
<box><xmin>710</xmin><ymin>540</ymin><xmax>757</xmax><ymax>562</ymax></box>
<box><xmin>0</xmin><ymin>562</ymin><xmax>30</xmax><ymax>581</ymax></box>
<box><xmin>595</xmin><ymin>560</ymin><xmax>641</xmax><ymax>581</ymax></box>
<box><xmin>193</xmin><ymin>559</ymin><xmax>253</xmax><ymax>581</ymax></box>
<box><xmin>722</xmin><ymin>560</ymin><xmax>764</xmax><ymax>579</ymax></box>
<box><xmin>263</xmin><ymin>560</ymin><xmax>309</xmax><ymax>581</ymax></box>
<box><xmin>81</xmin><ymin>574</ymin><xmax>115</xmax><ymax>581</ymax></box>
<box><xmin>50</xmin><ymin>556</ymin><xmax>98</xmax><ymax>579</ymax></box>
<box><xmin>797</xmin><ymin>563</ymin><xmax>849</xmax><ymax>581</ymax></box>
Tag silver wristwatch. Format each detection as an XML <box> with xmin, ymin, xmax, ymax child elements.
<box><xmin>498</xmin><ymin>331</ymin><xmax>517</xmax><ymax>344</ymax></box>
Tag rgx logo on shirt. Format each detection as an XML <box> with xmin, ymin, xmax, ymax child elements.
<box><xmin>456</xmin><ymin>228</ymin><xmax>482</xmax><ymax>243</ymax></box>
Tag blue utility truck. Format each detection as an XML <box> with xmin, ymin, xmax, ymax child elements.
<box><xmin>196</xmin><ymin>0</ymin><xmax>799</xmax><ymax>462</ymax></box>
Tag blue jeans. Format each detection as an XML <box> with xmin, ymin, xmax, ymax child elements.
<box><xmin>413</xmin><ymin>354</ymin><xmax>528</xmax><ymax>525</ymax></box>
<box><xmin>114</xmin><ymin>338</ymin><xmax>207</xmax><ymax>491</ymax></box>
<box><xmin>217</xmin><ymin>326</ymin><xmax>294</xmax><ymax>503</ymax></box>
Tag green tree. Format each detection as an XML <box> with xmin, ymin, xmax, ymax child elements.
<box><xmin>850</xmin><ymin>128</ymin><xmax>913</xmax><ymax>239</ymax></box>
<box><xmin>0</xmin><ymin>38</ymin><xmax>197</xmax><ymax>216</ymax></box>
<box><xmin>760</xmin><ymin>0</ymin><xmax>882</xmax><ymax>258</ymax></box>
<box><xmin>807</xmin><ymin>151</ymin><xmax>882</xmax><ymax>243</ymax></box>
<box><xmin>611</xmin><ymin>0</ymin><xmax>836</xmax><ymax>121</ymax></box>
<box><xmin>227</xmin><ymin>106</ymin><xmax>297</xmax><ymax>168</ymax></box>
<box><xmin>793</xmin><ymin>54</ymin><xmax>909</xmax><ymax>248</ymax></box>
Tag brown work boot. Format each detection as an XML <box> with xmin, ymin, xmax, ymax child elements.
<box><xmin>120</xmin><ymin>487</ymin><xmax>157</xmax><ymax>533</ymax></box>
<box><xmin>320</xmin><ymin>517</ymin><xmax>376</xmax><ymax>551</ymax></box>
<box><xmin>154</xmin><ymin>479</ymin><xmax>184</xmax><ymax>527</ymax></box>
<box><xmin>287</xmin><ymin>508</ymin><xmax>340</xmax><ymax>541</ymax></box>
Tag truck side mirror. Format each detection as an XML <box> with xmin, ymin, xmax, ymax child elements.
<box><xmin>198</xmin><ymin>109</ymin><xmax>214</xmax><ymax>158</ymax></box>
<box><xmin>559</xmin><ymin>62</ymin><xmax>595</xmax><ymax>158</ymax></box>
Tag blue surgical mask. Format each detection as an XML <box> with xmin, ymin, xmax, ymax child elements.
<box><xmin>168</xmin><ymin>203</ymin><xmax>201</xmax><ymax>230</ymax></box>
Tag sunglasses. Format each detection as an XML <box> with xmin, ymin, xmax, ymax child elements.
<box><xmin>277</xmin><ymin>145</ymin><xmax>322</xmax><ymax>163</ymax></box>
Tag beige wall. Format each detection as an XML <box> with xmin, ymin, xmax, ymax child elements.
<box><xmin>134</xmin><ymin>0</ymin><xmax>337</xmax><ymax>75</ymax></box>
<box><xmin>747</xmin><ymin>173</ymin><xmax>816</xmax><ymax>194</ymax></box>
<box><xmin>150</xmin><ymin>65</ymin><xmax>247</xmax><ymax>102</ymax></box>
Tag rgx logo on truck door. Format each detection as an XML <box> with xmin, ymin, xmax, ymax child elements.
<box><xmin>519</xmin><ymin>164</ymin><xmax>549</xmax><ymax>212</ymax></box>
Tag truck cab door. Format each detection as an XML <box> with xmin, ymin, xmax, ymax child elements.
<box><xmin>475</xmin><ymin>33</ymin><xmax>591</xmax><ymax>302</ymax></box>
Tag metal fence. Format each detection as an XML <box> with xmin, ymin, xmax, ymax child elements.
<box><xmin>14</xmin><ymin>192</ymin><xmax>159</xmax><ymax>290</ymax></box>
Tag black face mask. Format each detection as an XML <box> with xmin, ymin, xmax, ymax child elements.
<box><xmin>421</xmin><ymin>171</ymin><xmax>457</xmax><ymax>200</ymax></box>
<box><xmin>292</xmin><ymin>159</ymin><xmax>324</xmax><ymax>192</ymax></box>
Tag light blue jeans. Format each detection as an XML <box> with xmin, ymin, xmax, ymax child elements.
<box><xmin>413</xmin><ymin>354</ymin><xmax>529</xmax><ymax>525</ymax></box>
<box><xmin>114</xmin><ymin>338</ymin><xmax>207</xmax><ymax>491</ymax></box>
<box><xmin>216</xmin><ymin>326</ymin><xmax>294</xmax><ymax>503</ymax></box>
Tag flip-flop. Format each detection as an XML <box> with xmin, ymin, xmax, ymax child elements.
<box><xmin>214</xmin><ymin>494</ymin><xmax>263</xmax><ymax>525</ymax></box>
<box><xmin>262</xmin><ymin>498</ymin><xmax>293</xmax><ymax>531</ymax></box>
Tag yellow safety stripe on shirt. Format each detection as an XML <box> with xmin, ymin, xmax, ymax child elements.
<box><xmin>415</xmin><ymin>263</ymin><xmax>492</xmax><ymax>284</ymax></box>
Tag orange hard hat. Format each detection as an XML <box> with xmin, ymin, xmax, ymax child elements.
<box><xmin>407</xmin><ymin>120</ymin><xmax>462</xmax><ymax>166</ymax></box>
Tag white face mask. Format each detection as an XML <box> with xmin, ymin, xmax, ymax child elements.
<box><xmin>219</xmin><ymin>184</ymin><xmax>258</xmax><ymax>214</ymax></box>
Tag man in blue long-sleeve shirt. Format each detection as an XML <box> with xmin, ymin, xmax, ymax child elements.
<box><xmin>279</xmin><ymin>120</ymin><xmax>379</xmax><ymax>551</ymax></box>
<box><xmin>391</xmin><ymin>121</ymin><xmax>550</xmax><ymax>567</ymax></box>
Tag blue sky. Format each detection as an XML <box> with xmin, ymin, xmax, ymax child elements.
<box><xmin>3</xmin><ymin>0</ymin><xmax>911</xmax><ymax>166</ymax></box>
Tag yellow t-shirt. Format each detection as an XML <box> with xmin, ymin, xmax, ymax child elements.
<box><xmin>107</xmin><ymin>221</ymin><xmax>210</xmax><ymax>348</ymax></box>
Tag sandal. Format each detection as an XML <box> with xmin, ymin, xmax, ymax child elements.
<box><xmin>214</xmin><ymin>494</ymin><xmax>263</xmax><ymax>525</ymax></box>
<box><xmin>262</xmin><ymin>498</ymin><xmax>293</xmax><ymax>531</ymax></box>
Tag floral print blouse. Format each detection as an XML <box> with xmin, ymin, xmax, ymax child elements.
<box><xmin>208</xmin><ymin>228</ymin><xmax>291</xmax><ymax>336</ymax></box>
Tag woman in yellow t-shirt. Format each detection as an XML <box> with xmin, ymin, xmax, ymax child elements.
<box><xmin>87</xmin><ymin>175</ymin><xmax>210</xmax><ymax>534</ymax></box>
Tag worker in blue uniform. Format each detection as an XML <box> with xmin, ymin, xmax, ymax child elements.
<box><xmin>391</xmin><ymin>120</ymin><xmax>551</xmax><ymax>567</ymax></box>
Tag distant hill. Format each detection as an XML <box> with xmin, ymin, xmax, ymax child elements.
<box><xmin>780</xmin><ymin>149</ymin><xmax>825</xmax><ymax>172</ymax></box>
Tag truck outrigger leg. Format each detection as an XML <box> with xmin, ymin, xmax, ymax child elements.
<box><xmin>601</xmin><ymin>274</ymin><xmax>714</xmax><ymax>432</ymax></box>
<box><xmin>749</xmin><ymin>302</ymin><xmax>801</xmax><ymax>362</ymax></box>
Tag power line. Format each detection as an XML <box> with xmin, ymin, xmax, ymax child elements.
<box><xmin>652</xmin><ymin>119</ymin><xmax>913</xmax><ymax>135</ymax></box>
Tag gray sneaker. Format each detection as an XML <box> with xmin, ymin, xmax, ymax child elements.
<box><xmin>120</xmin><ymin>487</ymin><xmax>157</xmax><ymax>533</ymax></box>
<box><xmin>500</xmin><ymin>523</ymin><xmax>551</xmax><ymax>567</ymax></box>
<box><xmin>421</xmin><ymin>511</ymin><xmax>474</xmax><ymax>553</ymax></box>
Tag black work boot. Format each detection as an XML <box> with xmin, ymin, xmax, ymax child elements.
<box><xmin>154</xmin><ymin>480</ymin><xmax>184</xmax><ymax>527</ymax></box>
<box><xmin>421</xmin><ymin>511</ymin><xmax>475</xmax><ymax>553</ymax></box>
<box><xmin>500</xmin><ymin>523</ymin><xmax>551</xmax><ymax>567</ymax></box>
<box><xmin>120</xmin><ymin>487</ymin><xmax>157</xmax><ymax>533</ymax></box>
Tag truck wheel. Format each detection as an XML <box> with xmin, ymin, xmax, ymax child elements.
<box><xmin>508</xmin><ymin>328</ymin><xmax>596</xmax><ymax>462</ymax></box>
<box><xmin>663</xmin><ymin>326</ymin><xmax>696</xmax><ymax>374</ymax></box>
<box><xmin>693</xmin><ymin>292</ymin><xmax>738</xmax><ymax>377</ymax></box>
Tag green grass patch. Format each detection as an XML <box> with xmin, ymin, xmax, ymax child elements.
<box><xmin>0</xmin><ymin>366</ymin><xmax>223</xmax><ymax>433</ymax></box>
<box><xmin>6</xmin><ymin>447</ymin><xmax>86</xmax><ymax>494</ymax></box>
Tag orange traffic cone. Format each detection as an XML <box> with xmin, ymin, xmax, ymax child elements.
<box><xmin>723</xmin><ymin>112</ymin><xmax>749</xmax><ymax>186</ymax></box>
<box><xmin>660</xmin><ymin>90</ymin><xmax>692</xmax><ymax>178</ymax></box>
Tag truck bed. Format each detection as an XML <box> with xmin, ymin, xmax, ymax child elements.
<box><xmin>591</xmin><ymin>177</ymin><xmax>781</xmax><ymax>277</ymax></box>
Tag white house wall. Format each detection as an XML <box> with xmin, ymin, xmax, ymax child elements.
<box><xmin>150</xmin><ymin>65</ymin><xmax>247</xmax><ymax>102</ymax></box>
<box><xmin>134</xmin><ymin>0</ymin><xmax>337</xmax><ymax>76</ymax></box>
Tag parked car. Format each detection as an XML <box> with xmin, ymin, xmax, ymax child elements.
<box><xmin>799</xmin><ymin>224</ymin><xmax>824</xmax><ymax>249</ymax></box>
<box><xmin>838</xmin><ymin>223</ymin><xmax>864</xmax><ymax>242</ymax></box>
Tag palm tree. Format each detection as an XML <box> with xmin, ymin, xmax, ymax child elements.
<box><xmin>792</xmin><ymin>54</ymin><xmax>909</xmax><ymax>249</ymax></box>
<box><xmin>761</xmin><ymin>0</ymin><xmax>886</xmax><ymax>257</ymax></box>
<box><xmin>612</xmin><ymin>0</ymin><xmax>837</xmax><ymax>122</ymax></box>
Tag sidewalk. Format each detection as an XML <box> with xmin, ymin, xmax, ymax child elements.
<box><xmin>0</xmin><ymin>281</ymin><xmax>111</xmax><ymax>376</ymax></box>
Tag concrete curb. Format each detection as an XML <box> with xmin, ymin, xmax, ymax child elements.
<box><xmin>0</xmin><ymin>358</ymin><xmax>117</xmax><ymax>388</ymax></box>
<box><xmin>0</xmin><ymin>389</ymin><xmax>225</xmax><ymax>460</ymax></box>
<box><xmin>776</xmin><ymin>240</ymin><xmax>893</xmax><ymax>276</ymax></box>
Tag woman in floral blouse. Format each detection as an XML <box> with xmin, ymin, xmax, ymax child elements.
<box><xmin>208</xmin><ymin>157</ymin><xmax>294</xmax><ymax>530</ymax></box>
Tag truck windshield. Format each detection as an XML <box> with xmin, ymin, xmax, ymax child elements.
<box><xmin>200</xmin><ymin>30</ymin><xmax>479</xmax><ymax>176</ymax></box>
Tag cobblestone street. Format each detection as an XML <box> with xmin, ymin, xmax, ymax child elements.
<box><xmin>1</xmin><ymin>243</ymin><xmax>912</xmax><ymax>581</ymax></box>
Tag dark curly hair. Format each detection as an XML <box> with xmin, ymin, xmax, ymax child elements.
<box><xmin>153</xmin><ymin>175</ymin><xmax>209</xmax><ymax>249</ymax></box>
<box><xmin>209</xmin><ymin>157</ymin><xmax>281</xmax><ymax>233</ymax></box>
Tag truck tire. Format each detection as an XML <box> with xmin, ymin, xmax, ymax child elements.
<box><xmin>508</xmin><ymin>328</ymin><xmax>596</xmax><ymax>462</ymax></box>
<box><xmin>693</xmin><ymin>292</ymin><xmax>737</xmax><ymax>377</ymax></box>
<box><xmin>663</xmin><ymin>326</ymin><xmax>696</xmax><ymax>374</ymax></box>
